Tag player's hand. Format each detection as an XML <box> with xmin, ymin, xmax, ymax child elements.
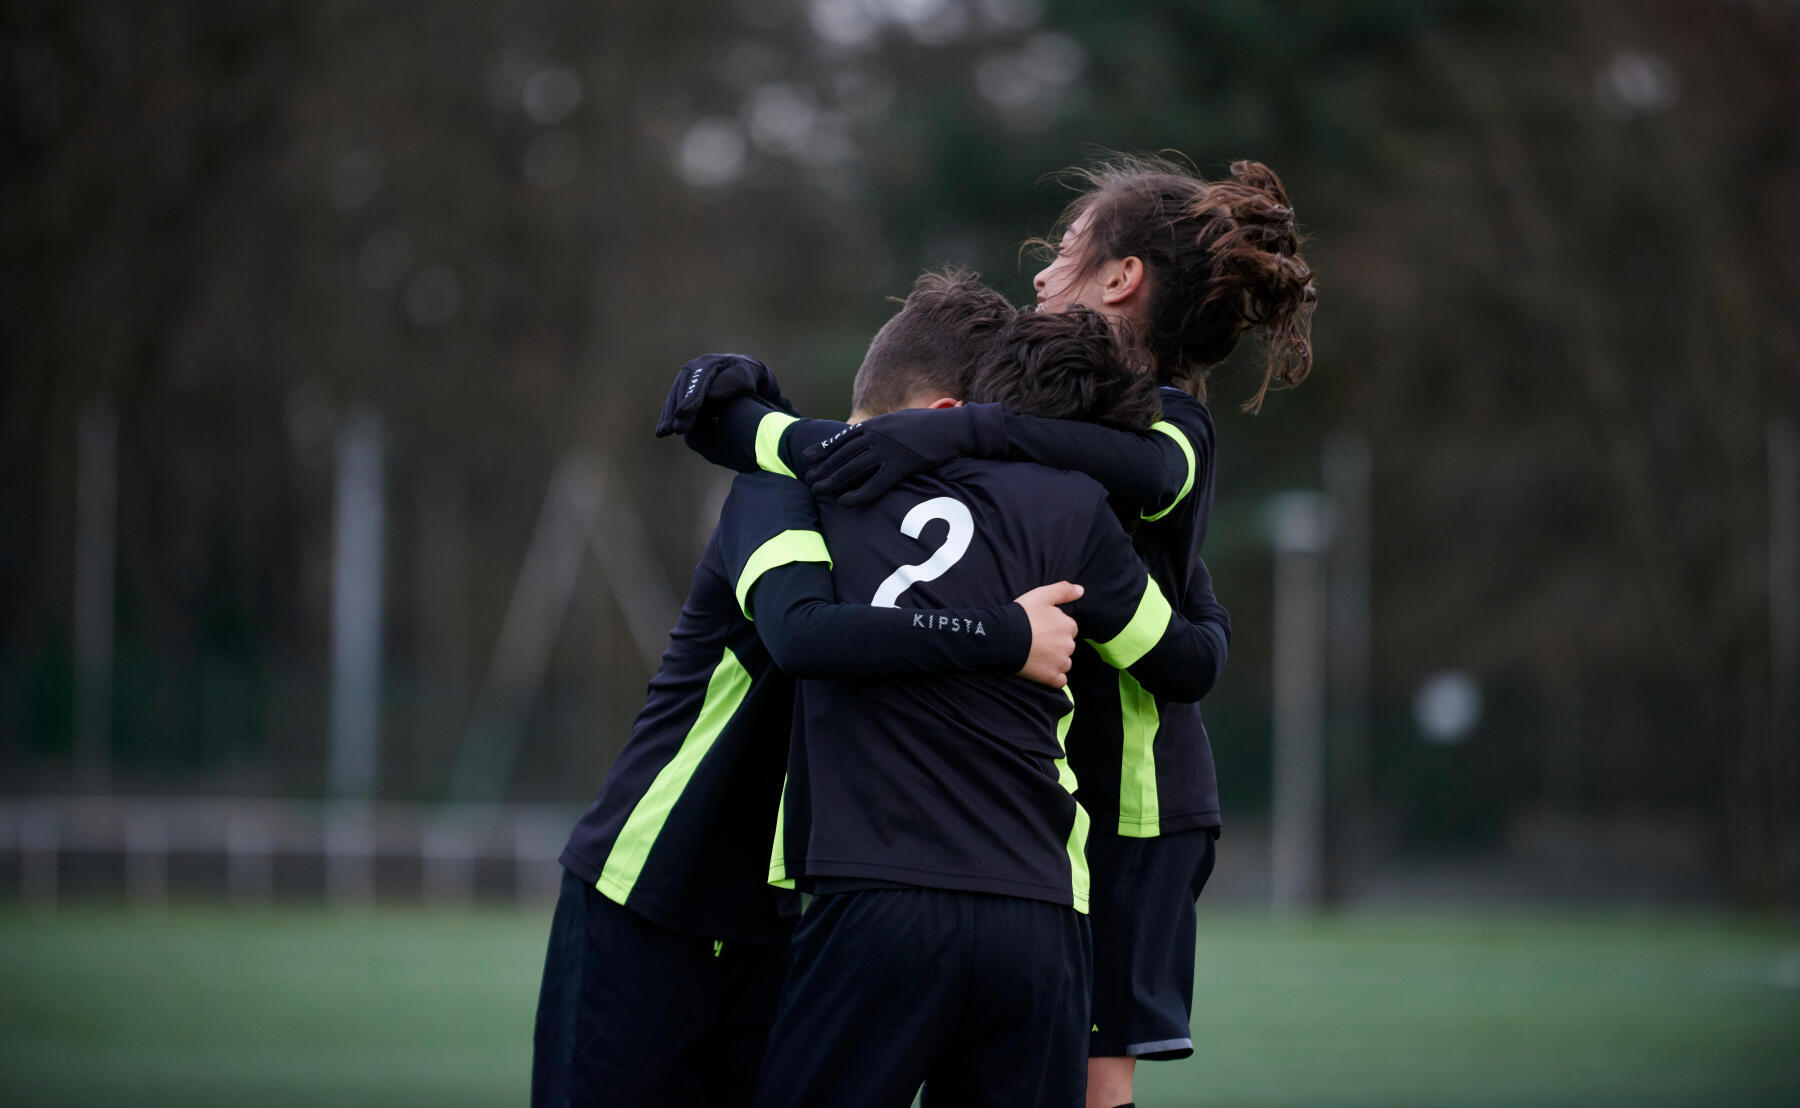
<box><xmin>655</xmin><ymin>354</ymin><xmax>794</xmax><ymax>438</ymax></box>
<box><xmin>804</xmin><ymin>407</ymin><xmax>974</xmax><ymax>506</ymax></box>
<box><xmin>1013</xmin><ymin>580</ymin><xmax>1082</xmax><ymax>688</ymax></box>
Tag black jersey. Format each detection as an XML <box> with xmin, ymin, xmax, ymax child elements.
<box><xmin>769</xmin><ymin>458</ymin><xmax>1217</xmax><ymax>913</ymax></box>
<box><xmin>558</xmin><ymin>474</ymin><xmax>829</xmax><ymax>943</ymax></box>
<box><xmin>559</xmin><ymin>471</ymin><xmax>1030</xmax><ymax>943</ymax></box>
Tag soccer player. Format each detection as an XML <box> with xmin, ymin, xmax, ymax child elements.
<box><xmin>531</xmin><ymin>359</ymin><xmax>1085</xmax><ymax>1107</ymax></box>
<box><xmin>792</xmin><ymin>156</ymin><xmax>1316</xmax><ymax>1108</ymax></box>
<box><xmin>677</xmin><ymin>270</ymin><xmax>1231</xmax><ymax>1107</ymax></box>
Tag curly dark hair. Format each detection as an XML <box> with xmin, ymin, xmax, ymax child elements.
<box><xmin>1033</xmin><ymin>153</ymin><xmax>1316</xmax><ymax>412</ymax></box>
<box><xmin>967</xmin><ymin>307</ymin><xmax>1161</xmax><ymax>432</ymax></box>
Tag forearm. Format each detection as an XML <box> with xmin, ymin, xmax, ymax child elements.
<box><xmin>1125</xmin><ymin>604</ymin><xmax>1229</xmax><ymax>703</ymax></box>
<box><xmin>1072</xmin><ymin>508</ymin><xmax>1231</xmax><ymax>702</ymax></box>
<box><xmin>1084</xmin><ymin>588</ymin><xmax>1226</xmax><ymax>703</ymax></box>
<box><xmin>749</xmin><ymin>563</ymin><xmax>1029</xmax><ymax>679</ymax></box>
<box><xmin>1001</xmin><ymin>412</ymin><xmax>1188</xmax><ymax>513</ymax></box>
<box><xmin>773</xmin><ymin>416</ymin><xmax>853</xmax><ymax>479</ymax></box>
<box><xmin>688</xmin><ymin>394</ymin><xmax>848</xmax><ymax>478</ymax></box>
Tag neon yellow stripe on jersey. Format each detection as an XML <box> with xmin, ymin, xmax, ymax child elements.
<box><xmin>767</xmin><ymin>773</ymin><xmax>795</xmax><ymax>889</ymax></box>
<box><xmin>1088</xmin><ymin>577</ymin><xmax>1174</xmax><ymax>670</ymax></box>
<box><xmin>735</xmin><ymin>529</ymin><xmax>832</xmax><ymax>619</ymax></box>
<box><xmin>1054</xmin><ymin>686</ymin><xmax>1091</xmax><ymax>914</ymax></box>
<box><xmin>1116</xmin><ymin>670</ymin><xmax>1162</xmax><ymax>837</ymax></box>
<box><xmin>596</xmin><ymin>648</ymin><xmax>753</xmax><ymax>906</ymax></box>
<box><xmin>1140</xmin><ymin>420</ymin><xmax>1196</xmax><ymax>522</ymax></box>
<box><xmin>755</xmin><ymin>412</ymin><xmax>801</xmax><ymax>478</ymax></box>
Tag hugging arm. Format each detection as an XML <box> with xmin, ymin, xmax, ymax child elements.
<box><xmin>998</xmin><ymin>411</ymin><xmax>1200</xmax><ymax>520</ymax></box>
<box><xmin>1063</xmin><ymin>503</ymin><xmax>1230</xmax><ymax>703</ymax></box>
<box><xmin>686</xmin><ymin>393</ymin><xmax>850</xmax><ymax>479</ymax></box>
<box><xmin>804</xmin><ymin>404</ymin><xmax>1202</xmax><ymax>517</ymax></box>
<box><xmin>745</xmin><ymin>562</ymin><xmax>1029</xmax><ymax>680</ymax></box>
<box><xmin>720</xmin><ymin>472</ymin><xmax>1073</xmax><ymax>687</ymax></box>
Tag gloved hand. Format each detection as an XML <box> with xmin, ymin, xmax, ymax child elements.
<box><xmin>655</xmin><ymin>354</ymin><xmax>794</xmax><ymax>438</ymax></box>
<box><xmin>805</xmin><ymin>405</ymin><xmax>1001</xmax><ymax>507</ymax></box>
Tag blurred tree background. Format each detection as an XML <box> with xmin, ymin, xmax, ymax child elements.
<box><xmin>3</xmin><ymin>0</ymin><xmax>1796</xmax><ymax>902</ymax></box>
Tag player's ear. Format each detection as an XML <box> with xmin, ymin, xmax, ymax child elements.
<box><xmin>1100</xmin><ymin>256</ymin><xmax>1145</xmax><ymax>307</ymax></box>
<box><xmin>926</xmin><ymin>397</ymin><xmax>960</xmax><ymax>410</ymax></box>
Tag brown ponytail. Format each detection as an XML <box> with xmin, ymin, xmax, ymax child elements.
<box><xmin>1040</xmin><ymin>154</ymin><xmax>1317</xmax><ymax>412</ymax></box>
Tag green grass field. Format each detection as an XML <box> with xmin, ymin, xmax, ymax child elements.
<box><xmin>1</xmin><ymin>907</ymin><xmax>1795</xmax><ymax>1107</ymax></box>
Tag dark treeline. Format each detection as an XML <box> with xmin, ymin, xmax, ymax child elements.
<box><xmin>3</xmin><ymin>0</ymin><xmax>1795</xmax><ymax>900</ymax></box>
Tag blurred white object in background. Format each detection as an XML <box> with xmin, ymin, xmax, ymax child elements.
<box><xmin>1415</xmin><ymin>670</ymin><xmax>1483</xmax><ymax>745</ymax></box>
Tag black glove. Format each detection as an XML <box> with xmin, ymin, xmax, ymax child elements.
<box><xmin>804</xmin><ymin>404</ymin><xmax>1006</xmax><ymax>507</ymax></box>
<box><xmin>655</xmin><ymin>354</ymin><xmax>794</xmax><ymax>438</ymax></box>
<box><xmin>681</xmin><ymin>394</ymin><xmax>776</xmax><ymax>472</ymax></box>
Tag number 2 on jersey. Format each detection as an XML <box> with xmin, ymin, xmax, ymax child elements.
<box><xmin>871</xmin><ymin>497</ymin><xmax>974</xmax><ymax>607</ymax></box>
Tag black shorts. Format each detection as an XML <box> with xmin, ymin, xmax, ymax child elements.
<box><xmin>1086</xmin><ymin>827</ymin><xmax>1218</xmax><ymax>1060</ymax></box>
<box><xmin>531</xmin><ymin>867</ymin><xmax>792</xmax><ymax>1107</ymax></box>
<box><xmin>752</xmin><ymin>886</ymin><xmax>1092</xmax><ymax>1108</ymax></box>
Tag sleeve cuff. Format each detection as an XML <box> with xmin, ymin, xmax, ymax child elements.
<box><xmin>994</xmin><ymin>600</ymin><xmax>1034</xmax><ymax>673</ymax></box>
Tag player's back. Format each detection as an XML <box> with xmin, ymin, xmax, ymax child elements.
<box><xmin>782</xmin><ymin>458</ymin><xmax>1104</xmax><ymax>910</ymax></box>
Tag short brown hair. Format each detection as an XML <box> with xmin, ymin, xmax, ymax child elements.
<box><xmin>851</xmin><ymin>268</ymin><xmax>1016</xmax><ymax>417</ymax></box>
<box><xmin>968</xmin><ymin>307</ymin><xmax>1161</xmax><ymax>432</ymax></box>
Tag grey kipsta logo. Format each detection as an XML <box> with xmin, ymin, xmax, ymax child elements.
<box><xmin>912</xmin><ymin>613</ymin><xmax>985</xmax><ymax>635</ymax></box>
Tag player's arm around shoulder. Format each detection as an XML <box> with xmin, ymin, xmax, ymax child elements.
<box><xmin>689</xmin><ymin>395</ymin><xmax>852</xmax><ymax>483</ymax></box>
<box><xmin>988</xmin><ymin>406</ymin><xmax>1194</xmax><ymax>519</ymax></box>
<box><xmin>654</xmin><ymin>354</ymin><xmax>852</xmax><ymax>479</ymax></box>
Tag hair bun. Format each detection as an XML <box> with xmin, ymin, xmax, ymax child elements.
<box><xmin>1228</xmin><ymin>159</ymin><xmax>1291</xmax><ymax>206</ymax></box>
